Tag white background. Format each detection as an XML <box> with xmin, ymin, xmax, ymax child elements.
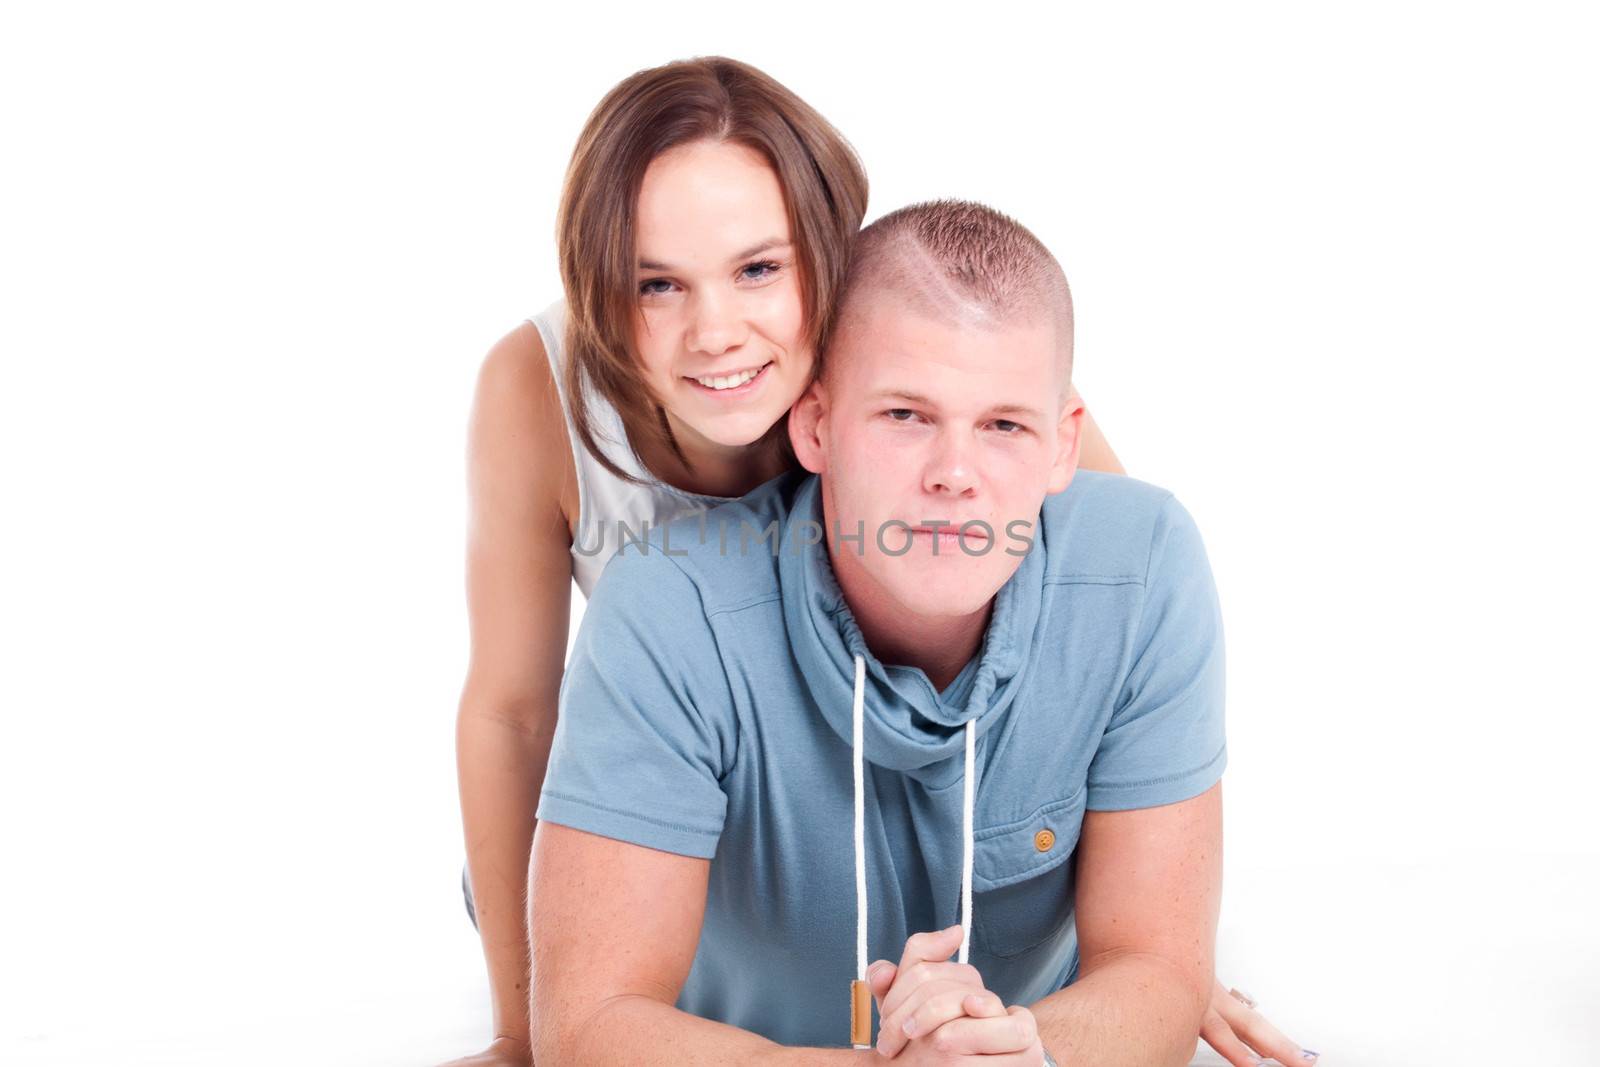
<box><xmin>3</xmin><ymin>2</ymin><xmax>1596</xmax><ymax>1064</ymax></box>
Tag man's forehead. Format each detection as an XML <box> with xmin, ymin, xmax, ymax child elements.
<box><xmin>825</xmin><ymin>283</ymin><xmax>1075</xmax><ymax>399</ymax></box>
<box><xmin>828</xmin><ymin>298</ymin><xmax>1059</xmax><ymax>392</ymax></box>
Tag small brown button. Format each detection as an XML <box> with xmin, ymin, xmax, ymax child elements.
<box><xmin>1034</xmin><ymin>828</ymin><xmax>1056</xmax><ymax>852</ymax></box>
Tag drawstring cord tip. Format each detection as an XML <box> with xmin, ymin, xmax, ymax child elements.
<box><xmin>849</xmin><ymin>978</ymin><xmax>871</xmax><ymax>1048</ymax></box>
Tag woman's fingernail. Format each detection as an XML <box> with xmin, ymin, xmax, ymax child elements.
<box><xmin>1300</xmin><ymin>1051</ymin><xmax>1320</xmax><ymax>1061</ymax></box>
<box><xmin>902</xmin><ymin>1017</ymin><xmax>919</xmax><ymax>1037</ymax></box>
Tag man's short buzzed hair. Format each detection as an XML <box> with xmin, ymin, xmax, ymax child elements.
<box><xmin>829</xmin><ymin>199</ymin><xmax>1075</xmax><ymax>388</ymax></box>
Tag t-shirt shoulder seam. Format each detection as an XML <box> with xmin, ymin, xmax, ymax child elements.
<box><xmin>1043</xmin><ymin>573</ymin><xmax>1144</xmax><ymax>587</ymax></box>
<box><xmin>648</xmin><ymin>547</ymin><xmax>780</xmax><ymax>619</ymax></box>
<box><xmin>705</xmin><ymin>590</ymin><xmax>784</xmax><ymax>618</ymax></box>
<box><xmin>1145</xmin><ymin>491</ymin><xmax>1179</xmax><ymax>586</ymax></box>
<box><xmin>1131</xmin><ymin>489</ymin><xmax>1181</xmax><ymax>627</ymax></box>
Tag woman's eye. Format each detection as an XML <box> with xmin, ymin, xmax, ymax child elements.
<box><xmin>740</xmin><ymin>260</ymin><xmax>782</xmax><ymax>282</ymax></box>
<box><xmin>639</xmin><ymin>278</ymin><xmax>674</xmax><ymax>297</ymax></box>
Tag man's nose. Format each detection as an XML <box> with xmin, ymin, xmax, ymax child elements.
<box><xmin>923</xmin><ymin>430</ymin><xmax>979</xmax><ymax>497</ymax></box>
<box><xmin>685</xmin><ymin>289</ymin><xmax>749</xmax><ymax>356</ymax></box>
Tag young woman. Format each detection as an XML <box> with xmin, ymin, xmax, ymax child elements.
<box><xmin>444</xmin><ymin>56</ymin><xmax>1314</xmax><ymax>1067</ymax></box>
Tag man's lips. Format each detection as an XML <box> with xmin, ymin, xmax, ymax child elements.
<box><xmin>907</xmin><ymin>524</ymin><xmax>992</xmax><ymax>544</ymax></box>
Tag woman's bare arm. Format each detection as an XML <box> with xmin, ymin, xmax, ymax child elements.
<box><xmin>452</xmin><ymin>321</ymin><xmax>578</xmax><ymax>1059</ymax></box>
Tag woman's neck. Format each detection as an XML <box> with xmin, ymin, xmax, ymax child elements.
<box><xmin>628</xmin><ymin>407</ymin><xmax>789</xmax><ymax>499</ymax></box>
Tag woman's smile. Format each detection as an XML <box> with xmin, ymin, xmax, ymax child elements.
<box><xmin>682</xmin><ymin>358</ymin><xmax>776</xmax><ymax>398</ymax></box>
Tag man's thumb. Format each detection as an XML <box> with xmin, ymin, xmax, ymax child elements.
<box><xmin>866</xmin><ymin>960</ymin><xmax>897</xmax><ymax>1004</ymax></box>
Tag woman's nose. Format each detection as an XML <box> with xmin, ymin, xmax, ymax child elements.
<box><xmin>686</xmin><ymin>291</ymin><xmax>749</xmax><ymax>356</ymax></box>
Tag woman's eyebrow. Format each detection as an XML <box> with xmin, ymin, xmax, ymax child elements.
<box><xmin>637</xmin><ymin>238</ymin><xmax>791</xmax><ymax>272</ymax></box>
<box><xmin>728</xmin><ymin>237</ymin><xmax>790</xmax><ymax>262</ymax></box>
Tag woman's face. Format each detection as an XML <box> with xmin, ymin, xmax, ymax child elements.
<box><xmin>632</xmin><ymin>139</ymin><xmax>812</xmax><ymax>452</ymax></box>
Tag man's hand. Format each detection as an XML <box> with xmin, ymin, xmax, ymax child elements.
<box><xmin>867</xmin><ymin>925</ymin><xmax>1045</xmax><ymax>1064</ymax></box>
<box><xmin>433</xmin><ymin>1035</ymin><xmax>533</xmax><ymax>1067</ymax></box>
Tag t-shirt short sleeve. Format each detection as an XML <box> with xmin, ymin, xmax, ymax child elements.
<box><xmin>535</xmin><ymin>548</ymin><xmax>736</xmax><ymax>859</ymax></box>
<box><xmin>1086</xmin><ymin>493</ymin><xmax>1228</xmax><ymax>811</ymax></box>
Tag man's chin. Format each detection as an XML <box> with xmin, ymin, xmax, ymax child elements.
<box><xmin>877</xmin><ymin>571</ymin><xmax>1003</xmax><ymax>623</ymax></box>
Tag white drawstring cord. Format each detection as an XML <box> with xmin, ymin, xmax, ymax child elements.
<box><xmin>959</xmin><ymin>715</ymin><xmax>975</xmax><ymax>965</ymax></box>
<box><xmin>851</xmin><ymin>654</ymin><xmax>869</xmax><ymax>1048</ymax></box>
<box><xmin>852</xmin><ymin>653</ymin><xmax>868</xmax><ymax>986</ymax></box>
<box><xmin>850</xmin><ymin>653</ymin><xmax>979</xmax><ymax>1043</ymax></box>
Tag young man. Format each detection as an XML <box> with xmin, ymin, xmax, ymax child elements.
<box><xmin>529</xmin><ymin>200</ymin><xmax>1227</xmax><ymax>1066</ymax></box>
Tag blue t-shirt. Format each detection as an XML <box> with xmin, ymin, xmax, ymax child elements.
<box><xmin>536</xmin><ymin>469</ymin><xmax>1227</xmax><ymax>1049</ymax></box>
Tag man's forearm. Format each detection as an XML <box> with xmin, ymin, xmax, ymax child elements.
<box><xmin>550</xmin><ymin>993</ymin><xmax>874</xmax><ymax>1067</ymax></box>
<box><xmin>1031</xmin><ymin>952</ymin><xmax>1208</xmax><ymax>1067</ymax></box>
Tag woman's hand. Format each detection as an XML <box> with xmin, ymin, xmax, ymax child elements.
<box><xmin>433</xmin><ymin>1035</ymin><xmax>533</xmax><ymax>1067</ymax></box>
<box><xmin>1200</xmin><ymin>977</ymin><xmax>1319</xmax><ymax>1065</ymax></box>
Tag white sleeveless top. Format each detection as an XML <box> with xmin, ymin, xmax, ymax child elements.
<box><xmin>529</xmin><ymin>299</ymin><xmax>738</xmax><ymax>599</ymax></box>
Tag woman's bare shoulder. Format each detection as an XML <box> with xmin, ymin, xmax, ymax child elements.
<box><xmin>476</xmin><ymin>319</ymin><xmax>555</xmax><ymax>426</ymax></box>
<box><xmin>468</xmin><ymin>319</ymin><xmax>579</xmax><ymax>537</ymax></box>
<box><xmin>461</xmin><ymin>320</ymin><xmax>580</xmax><ymax>708</ymax></box>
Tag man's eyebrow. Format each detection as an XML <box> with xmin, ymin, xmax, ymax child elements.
<box><xmin>867</xmin><ymin>389</ymin><xmax>937</xmax><ymax>407</ymax></box>
<box><xmin>987</xmin><ymin>403</ymin><xmax>1048</xmax><ymax>420</ymax></box>
<box><xmin>638</xmin><ymin>238</ymin><xmax>791</xmax><ymax>273</ymax></box>
<box><xmin>865</xmin><ymin>389</ymin><xmax>1046</xmax><ymax>421</ymax></box>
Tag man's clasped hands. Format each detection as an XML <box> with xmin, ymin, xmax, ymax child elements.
<box><xmin>865</xmin><ymin>925</ymin><xmax>1048</xmax><ymax>1066</ymax></box>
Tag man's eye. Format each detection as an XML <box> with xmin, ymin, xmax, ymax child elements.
<box><xmin>886</xmin><ymin>409</ymin><xmax>918</xmax><ymax>422</ymax></box>
<box><xmin>639</xmin><ymin>278</ymin><xmax>674</xmax><ymax>296</ymax></box>
<box><xmin>993</xmin><ymin>419</ymin><xmax>1024</xmax><ymax>434</ymax></box>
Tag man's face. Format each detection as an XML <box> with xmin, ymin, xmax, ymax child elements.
<box><xmin>790</xmin><ymin>296</ymin><xmax>1084</xmax><ymax>622</ymax></box>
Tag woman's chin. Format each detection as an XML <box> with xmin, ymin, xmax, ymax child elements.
<box><xmin>673</xmin><ymin>407</ymin><xmax>789</xmax><ymax>451</ymax></box>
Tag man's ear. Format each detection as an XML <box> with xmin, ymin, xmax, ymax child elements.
<box><xmin>788</xmin><ymin>378</ymin><xmax>829</xmax><ymax>475</ymax></box>
<box><xmin>1044</xmin><ymin>388</ymin><xmax>1085</xmax><ymax>495</ymax></box>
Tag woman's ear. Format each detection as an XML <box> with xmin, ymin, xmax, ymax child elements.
<box><xmin>1044</xmin><ymin>390</ymin><xmax>1085</xmax><ymax>494</ymax></box>
<box><xmin>787</xmin><ymin>379</ymin><xmax>829</xmax><ymax>475</ymax></box>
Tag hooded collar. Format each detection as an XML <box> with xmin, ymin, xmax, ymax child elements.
<box><xmin>778</xmin><ymin>474</ymin><xmax>1047</xmax><ymax>782</ymax></box>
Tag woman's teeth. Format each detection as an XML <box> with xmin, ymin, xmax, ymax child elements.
<box><xmin>692</xmin><ymin>363</ymin><xmax>768</xmax><ymax>390</ymax></box>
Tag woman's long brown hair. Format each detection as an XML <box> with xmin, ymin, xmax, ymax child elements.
<box><xmin>556</xmin><ymin>56</ymin><xmax>869</xmax><ymax>486</ymax></box>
